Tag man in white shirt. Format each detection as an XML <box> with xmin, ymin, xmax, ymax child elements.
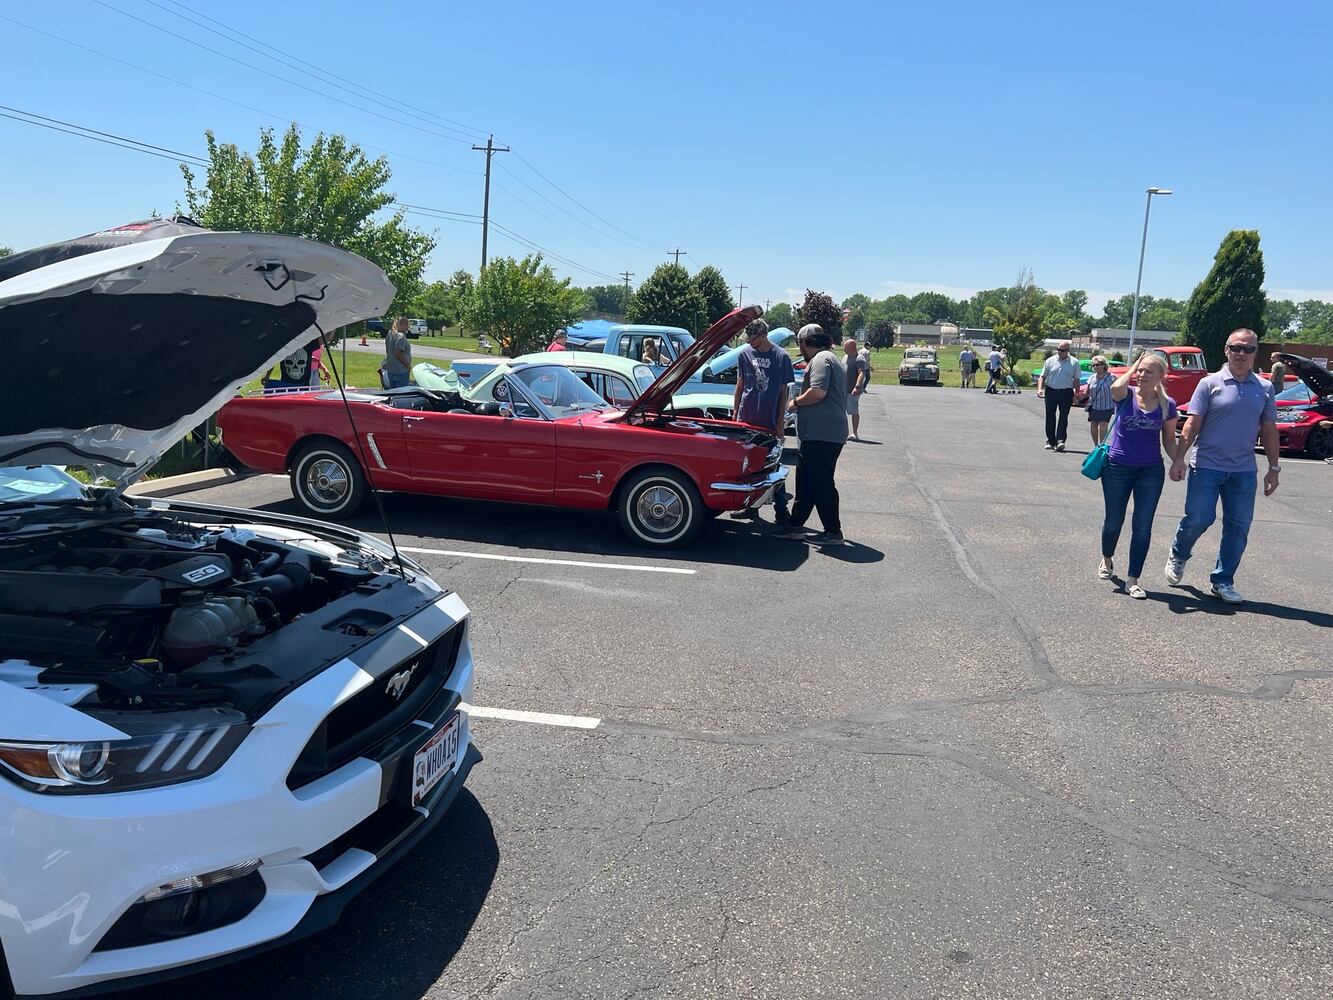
<box><xmin>985</xmin><ymin>348</ymin><xmax>1003</xmax><ymax>394</ymax></box>
<box><xmin>1037</xmin><ymin>341</ymin><xmax>1080</xmax><ymax>451</ymax></box>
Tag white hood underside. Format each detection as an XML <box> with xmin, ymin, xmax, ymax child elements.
<box><xmin>0</xmin><ymin>231</ymin><xmax>394</xmax><ymax>485</ymax></box>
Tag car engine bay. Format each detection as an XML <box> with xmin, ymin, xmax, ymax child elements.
<box><xmin>0</xmin><ymin>505</ymin><xmax>440</xmax><ymax>722</ymax></box>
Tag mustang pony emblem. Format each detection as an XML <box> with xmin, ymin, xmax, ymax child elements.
<box><xmin>385</xmin><ymin>664</ymin><xmax>417</xmax><ymax>699</ymax></box>
<box><xmin>578</xmin><ymin>470</ymin><xmax>605</xmax><ymax>484</ymax></box>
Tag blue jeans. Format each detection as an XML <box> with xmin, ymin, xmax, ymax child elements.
<box><xmin>1170</xmin><ymin>466</ymin><xmax>1257</xmax><ymax>587</ymax></box>
<box><xmin>1100</xmin><ymin>459</ymin><xmax>1165</xmax><ymax>578</ymax></box>
<box><xmin>384</xmin><ymin>370</ymin><xmax>411</xmax><ymax>389</ymax></box>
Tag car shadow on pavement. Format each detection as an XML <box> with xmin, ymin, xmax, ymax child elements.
<box><xmin>121</xmin><ymin>791</ymin><xmax>498</xmax><ymax>1000</ymax></box>
<box><xmin>249</xmin><ymin>493</ymin><xmax>815</xmax><ymax>572</ymax></box>
<box><xmin>1147</xmin><ymin>587</ymin><xmax>1333</xmax><ymax>627</ymax></box>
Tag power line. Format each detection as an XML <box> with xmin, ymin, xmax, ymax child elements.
<box><xmin>487</xmin><ymin>221</ymin><xmax>617</xmax><ymax>281</ymax></box>
<box><xmin>0</xmin><ymin>106</ymin><xmax>207</xmax><ymax>166</ymax></box>
<box><xmin>508</xmin><ymin>150</ymin><xmax>669</xmax><ymax>252</ymax></box>
<box><xmin>147</xmin><ymin>0</ymin><xmax>488</xmax><ymax>143</ymax></box>
<box><xmin>0</xmin><ymin>14</ymin><xmax>481</xmax><ymax>178</ymax></box>
<box><xmin>494</xmin><ymin>162</ymin><xmax>668</xmax><ymax>257</ymax></box>
<box><xmin>394</xmin><ymin>203</ymin><xmax>483</xmax><ymax>220</ymax></box>
<box><xmin>669</xmin><ymin>248</ymin><xmax>687</xmax><ymax>265</ymax></box>
<box><xmin>92</xmin><ymin>0</ymin><xmax>478</xmax><ymax>147</ymax></box>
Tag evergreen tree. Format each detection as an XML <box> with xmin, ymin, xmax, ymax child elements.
<box><xmin>1181</xmin><ymin>230</ymin><xmax>1267</xmax><ymax>363</ymax></box>
<box><xmin>691</xmin><ymin>266</ymin><xmax>735</xmax><ymax>326</ymax></box>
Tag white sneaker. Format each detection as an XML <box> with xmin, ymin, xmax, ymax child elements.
<box><xmin>1128</xmin><ymin>583</ymin><xmax>1147</xmax><ymax>600</ymax></box>
<box><xmin>1211</xmin><ymin>583</ymin><xmax>1245</xmax><ymax>604</ymax></box>
<box><xmin>1164</xmin><ymin>556</ymin><xmax>1186</xmax><ymax>586</ymax></box>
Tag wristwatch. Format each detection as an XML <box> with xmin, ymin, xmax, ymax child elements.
<box><xmin>1269</xmin><ymin>464</ymin><xmax>1281</xmax><ymax>473</ymax></box>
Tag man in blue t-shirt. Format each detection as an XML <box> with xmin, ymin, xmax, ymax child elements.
<box><xmin>733</xmin><ymin>318</ymin><xmax>795</xmax><ymax>524</ymax></box>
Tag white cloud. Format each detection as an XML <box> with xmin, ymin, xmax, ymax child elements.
<box><xmin>1268</xmin><ymin>287</ymin><xmax>1333</xmax><ymax>303</ymax></box>
<box><xmin>878</xmin><ymin>279</ymin><xmax>980</xmax><ymax>300</ymax></box>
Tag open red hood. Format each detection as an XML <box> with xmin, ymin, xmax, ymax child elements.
<box><xmin>621</xmin><ymin>306</ymin><xmax>762</xmax><ymax>421</ymax></box>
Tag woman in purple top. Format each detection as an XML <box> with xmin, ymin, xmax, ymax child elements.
<box><xmin>1097</xmin><ymin>353</ymin><xmax>1180</xmax><ymax>599</ymax></box>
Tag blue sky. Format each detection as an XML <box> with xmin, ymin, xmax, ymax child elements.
<box><xmin>3</xmin><ymin>0</ymin><xmax>1331</xmax><ymax>314</ymax></box>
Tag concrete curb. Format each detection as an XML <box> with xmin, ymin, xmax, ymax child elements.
<box><xmin>125</xmin><ymin>468</ymin><xmax>240</xmax><ymax>498</ymax></box>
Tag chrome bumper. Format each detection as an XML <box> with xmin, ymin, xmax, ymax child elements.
<box><xmin>710</xmin><ymin>466</ymin><xmax>788</xmax><ymax>493</ymax></box>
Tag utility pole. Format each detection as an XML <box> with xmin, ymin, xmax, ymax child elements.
<box><xmin>735</xmin><ymin>283</ymin><xmax>747</xmax><ymax>307</ymax></box>
<box><xmin>620</xmin><ymin>270</ymin><xmax>634</xmax><ymax>304</ymax></box>
<box><xmin>764</xmin><ymin>298</ymin><xmax>771</xmax><ymax>311</ymax></box>
<box><xmin>471</xmin><ymin>134</ymin><xmax>510</xmax><ymax>272</ymax></box>
<box><xmin>669</xmin><ymin>247</ymin><xmax>687</xmax><ymax>265</ymax></box>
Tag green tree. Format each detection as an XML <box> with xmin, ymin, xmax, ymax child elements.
<box><xmin>411</xmin><ymin>281</ymin><xmax>452</xmax><ymax>330</ymax></box>
<box><xmin>626</xmin><ymin>263</ymin><xmax>706</xmax><ymax>334</ymax></box>
<box><xmin>463</xmin><ymin>254</ymin><xmax>587</xmax><ymax>357</ymax></box>
<box><xmin>1061</xmin><ymin>289</ymin><xmax>1089</xmax><ymax>319</ymax></box>
<box><xmin>1264</xmin><ymin>298</ymin><xmax>1298</xmax><ymax>338</ymax></box>
<box><xmin>181</xmin><ymin>125</ymin><xmax>435</xmax><ymax>315</ymax></box>
<box><xmin>864</xmin><ymin>317</ymin><xmax>896</xmax><ymax>349</ymax></box>
<box><xmin>581</xmin><ymin>283</ymin><xmax>630</xmax><ymax>318</ymax></box>
<box><xmin>1181</xmin><ymin>230</ymin><xmax>1267</xmax><ymax>360</ymax></box>
<box><xmin>910</xmin><ymin>291</ymin><xmax>958</xmax><ymax>324</ymax></box>
<box><xmin>691</xmin><ymin>265</ymin><xmax>735</xmax><ymax>326</ymax></box>
<box><xmin>0</xmin><ymin>245</ymin><xmax>12</xmax><ymax>257</ymax></box>
<box><xmin>765</xmin><ymin>301</ymin><xmax>795</xmax><ymax>330</ymax></box>
<box><xmin>795</xmin><ymin>289</ymin><xmax>843</xmax><ymax>338</ymax></box>
<box><xmin>986</xmin><ymin>271</ymin><xmax>1046</xmax><ymax>371</ymax></box>
<box><xmin>1293</xmin><ymin>300</ymin><xmax>1333</xmax><ymax>344</ymax></box>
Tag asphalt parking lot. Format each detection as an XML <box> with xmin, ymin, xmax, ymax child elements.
<box><xmin>124</xmin><ymin>384</ymin><xmax>1332</xmax><ymax>1000</ymax></box>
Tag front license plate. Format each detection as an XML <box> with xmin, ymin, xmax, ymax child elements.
<box><xmin>411</xmin><ymin>714</ymin><xmax>459</xmax><ymax>807</ymax></box>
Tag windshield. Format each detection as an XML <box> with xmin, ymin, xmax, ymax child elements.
<box><xmin>1276</xmin><ymin>384</ymin><xmax>1314</xmax><ymax>403</ymax></box>
<box><xmin>0</xmin><ymin>465</ymin><xmax>90</xmax><ymax>505</ymax></box>
<box><xmin>511</xmin><ymin>365</ymin><xmax>613</xmax><ymax>418</ymax></box>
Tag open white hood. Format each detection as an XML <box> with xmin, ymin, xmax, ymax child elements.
<box><xmin>0</xmin><ymin>220</ymin><xmax>394</xmax><ymax>485</ymax></box>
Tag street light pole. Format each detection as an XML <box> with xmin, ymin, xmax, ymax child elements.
<box><xmin>1128</xmin><ymin>186</ymin><xmax>1172</xmax><ymax>360</ymax></box>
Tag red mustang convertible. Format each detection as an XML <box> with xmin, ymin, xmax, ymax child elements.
<box><xmin>219</xmin><ymin>307</ymin><xmax>786</xmax><ymax>547</ymax></box>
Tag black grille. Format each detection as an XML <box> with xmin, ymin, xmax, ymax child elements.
<box><xmin>287</xmin><ymin>623</ymin><xmax>464</xmax><ymax>790</ymax></box>
<box><xmin>326</xmin><ymin>646</ymin><xmax>437</xmax><ymax>748</ymax></box>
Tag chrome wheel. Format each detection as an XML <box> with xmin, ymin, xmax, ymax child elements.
<box><xmin>618</xmin><ymin>469</ymin><xmax>702</xmax><ymax>547</ymax></box>
<box><xmin>305</xmin><ymin>458</ymin><xmax>350</xmax><ymax>507</ymax></box>
<box><xmin>290</xmin><ymin>442</ymin><xmax>366</xmax><ymax>518</ymax></box>
<box><xmin>636</xmin><ymin>484</ymin><xmax>685</xmax><ymax>535</ymax></box>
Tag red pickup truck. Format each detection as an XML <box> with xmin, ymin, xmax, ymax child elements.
<box><xmin>1105</xmin><ymin>345</ymin><xmax>1210</xmax><ymax>408</ymax></box>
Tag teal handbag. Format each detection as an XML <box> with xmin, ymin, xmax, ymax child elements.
<box><xmin>1081</xmin><ymin>410</ymin><xmax>1116</xmax><ymax>480</ymax></box>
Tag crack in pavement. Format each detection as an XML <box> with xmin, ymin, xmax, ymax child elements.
<box><xmin>467</xmin><ymin>765</ymin><xmax>821</xmax><ymax>999</ymax></box>
<box><xmin>595</xmin><ymin>715</ymin><xmax>1333</xmax><ymax>926</ymax></box>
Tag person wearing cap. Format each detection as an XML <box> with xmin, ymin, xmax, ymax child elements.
<box><xmin>776</xmin><ymin>324</ymin><xmax>849</xmax><ymax>546</ymax></box>
<box><xmin>547</xmin><ymin>329</ymin><xmax>569</xmax><ymax>352</ymax></box>
<box><xmin>731</xmin><ymin>318</ymin><xmax>795</xmax><ymax>525</ymax></box>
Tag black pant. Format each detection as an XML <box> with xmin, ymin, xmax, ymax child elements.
<box><xmin>790</xmin><ymin>440</ymin><xmax>844</xmax><ymax>534</ymax></box>
<box><xmin>1044</xmin><ymin>386</ymin><xmax>1073</xmax><ymax>445</ymax></box>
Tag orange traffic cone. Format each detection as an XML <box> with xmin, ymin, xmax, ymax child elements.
<box><xmin>360</xmin><ymin>332</ymin><xmax>368</xmax><ymax>346</ymax></box>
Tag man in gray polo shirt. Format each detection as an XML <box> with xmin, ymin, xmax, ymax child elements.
<box><xmin>1037</xmin><ymin>340</ymin><xmax>1080</xmax><ymax>451</ymax></box>
<box><xmin>1165</xmin><ymin>328</ymin><xmax>1280</xmax><ymax>603</ymax></box>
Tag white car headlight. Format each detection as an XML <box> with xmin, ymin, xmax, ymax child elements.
<box><xmin>0</xmin><ymin>708</ymin><xmax>249</xmax><ymax>794</ymax></box>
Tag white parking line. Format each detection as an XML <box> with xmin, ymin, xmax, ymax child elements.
<box><xmin>400</xmin><ymin>546</ymin><xmax>695</xmax><ymax>575</ymax></box>
<box><xmin>464</xmin><ymin>704</ymin><xmax>602</xmax><ymax>730</ymax></box>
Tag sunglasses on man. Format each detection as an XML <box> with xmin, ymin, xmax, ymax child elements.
<box><xmin>1226</xmin><ymin>344</ymin><xmax>1257</xmax><ymax>354</ymax></box>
